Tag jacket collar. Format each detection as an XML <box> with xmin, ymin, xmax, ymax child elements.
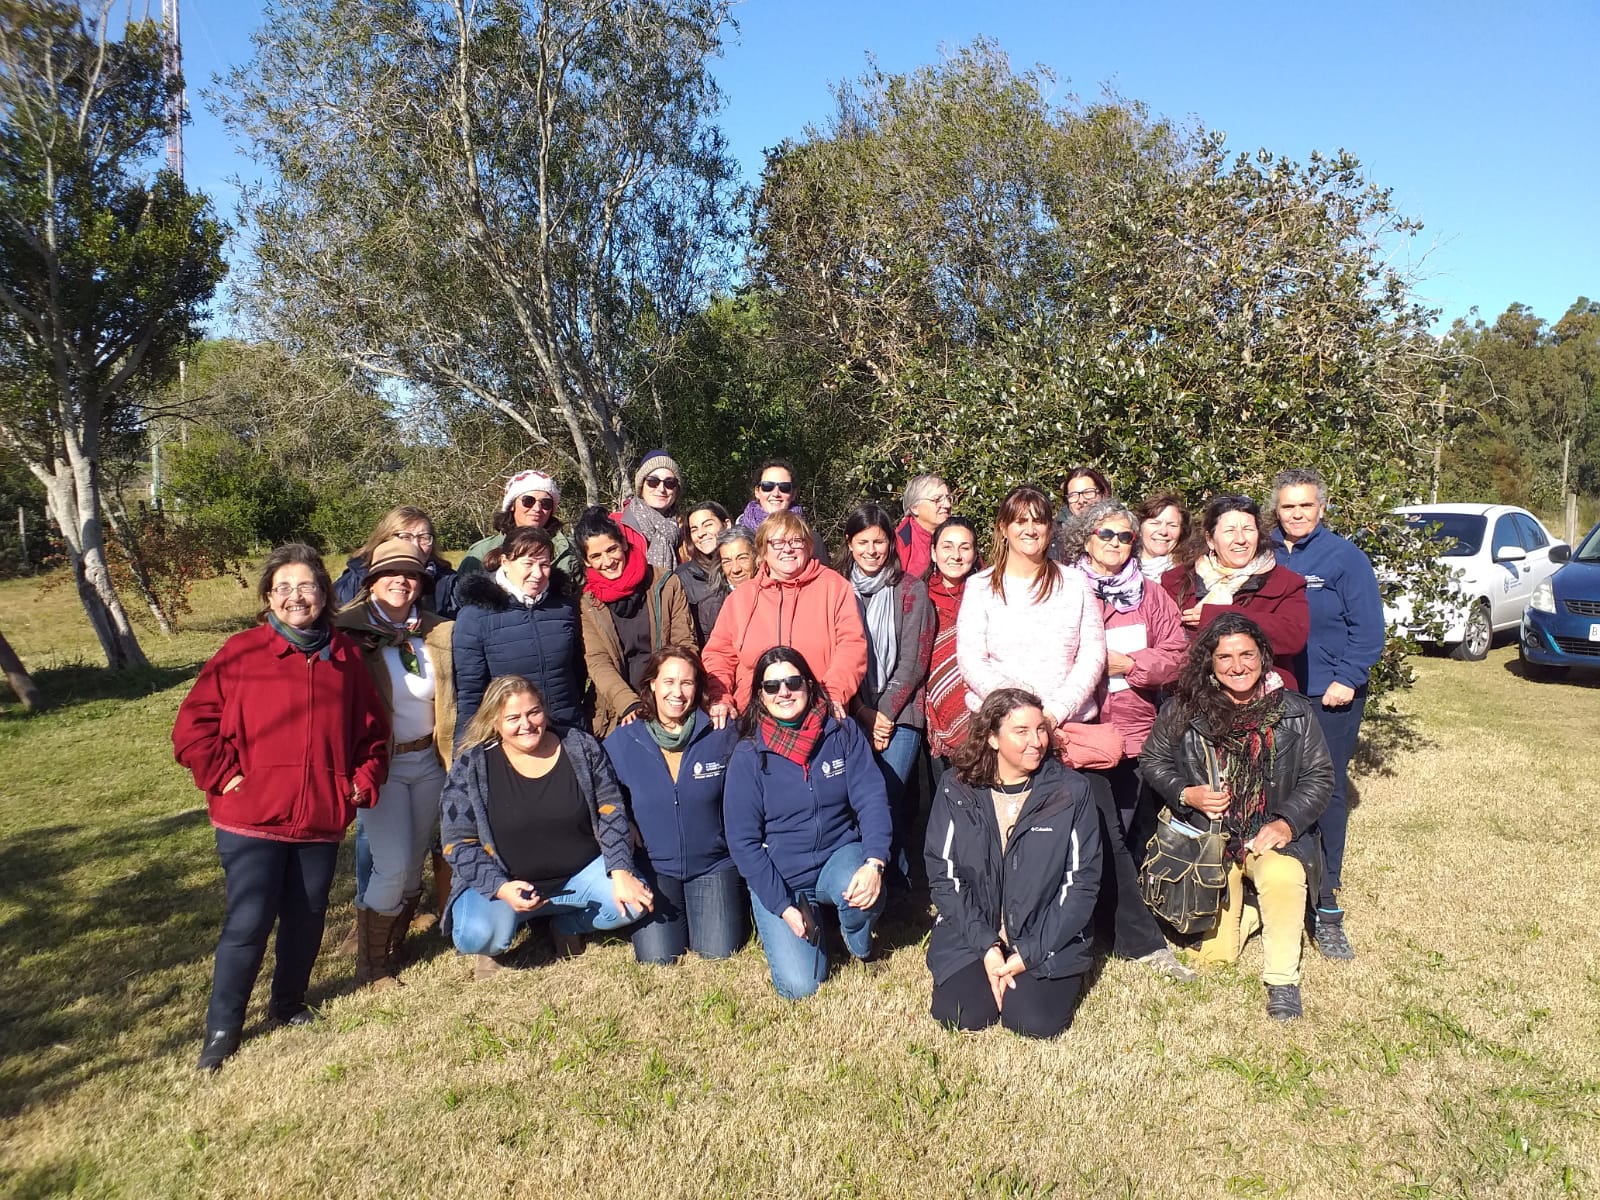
<box><xmin>1270</xmin><ymin>522</ymin><xmax>1325</xmax><ymax>554</ymax></box>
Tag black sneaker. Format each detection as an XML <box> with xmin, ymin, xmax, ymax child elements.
<box><xmin>196</xmin><ymin>1028</ymin><xmax>242</xmax><ymax>1073</ymax></box>
<box><xmin>1313</xmin><ymin>912</ymin><xmax>1355</xmax><ymax>961</ymax></box>
<box><xmin>1265</xmin><ymin>984</ymin><xmax>1303</xmax><ymax>1021</ymax></box>
<box><xmin>269</xmin><ymin>1002</ymin><xmax>317</xmax><ymax>1028</ymax></box>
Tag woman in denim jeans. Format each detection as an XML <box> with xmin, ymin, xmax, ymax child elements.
<box><xmin>723</xmin><ymin>647</ymin><xmax>893</xmax><ymax>999</ymax></box>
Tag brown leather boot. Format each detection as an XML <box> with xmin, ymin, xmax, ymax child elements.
<box><xmin>390</xmin><ymin>892</ymin><xmax>422</xmax><ymax>968</ymax></box>
<box><xmin>336</xmin><ymin>917</ymin><xmax>358</xmax><ymax>956</ymax></box>
<box><xmin>355</xmin><ymin>909</ymin><xmax>402</xmax><ymax>992</ymax></box>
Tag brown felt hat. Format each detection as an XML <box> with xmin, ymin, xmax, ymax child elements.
<box><xmin>367</xmin><ymin>538</ymin><xmax>429</xmax><ymax>579</ymax></box>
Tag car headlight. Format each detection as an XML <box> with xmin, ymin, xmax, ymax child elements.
<box><xmin>1529</xmin><ymin>580</ymin><xmax>1556</xmax><ymax>614</ymax></box>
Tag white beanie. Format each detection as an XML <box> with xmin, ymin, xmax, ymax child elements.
<box><xmin>500</xmin><ymin>469</ymin><xmax>561</xmax><ymax>513</ymax></box>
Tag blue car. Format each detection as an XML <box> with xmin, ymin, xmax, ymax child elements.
<box><xmin>1520</xmin><ymin>520</ymin><xmax>1600</xmax><ymax>678</ymax></box>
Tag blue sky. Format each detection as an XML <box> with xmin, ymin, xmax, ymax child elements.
<box><xmin>178</xmin><ymin>0</ymin><xmax>1598</xmax><ymax>329</ymax></box>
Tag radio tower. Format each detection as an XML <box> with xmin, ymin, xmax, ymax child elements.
<box><xmin>161</xmin><ymin>0</ymin><xmax>184</xmax><ymax>176</ymax></box>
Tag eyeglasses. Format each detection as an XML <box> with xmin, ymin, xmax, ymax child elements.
<box><xmin>760</xmin><ymin>675</ymin><xmax>805</xmax><ymax>695</ymax></box>
<box><xmin>923</xmin><ymin>492</ymin><xmax>951</xmax><ymax>507</ymax></box>
<box><xmin>270</xmin><ymin>583</ymin><xmax>321</xmax><ymax>599</ymax></box>
<box><xmin>758</xmin><ymin>480</ymin><xmax>795</xmax><ymax>495</ymax></box>
<box><xmin>1068</xmin><ymin>488</ymin><xmax>1102</xmax><ymax>502</ymax></box>
<box><xmin>516</xmin><ymin>495</ymin><xmax>556</xmax><ymax>511</ymax></box>
<box><xmin>1092</xmin><ymin>529</ymin><xmax>1135</xmax><ymax>546</ymax></box>
<box><xmin>395</xmin><ymin>531</ymin><xmax>435</xmax><ymax>547</ymax></box>
<box><xmin>643</xmin><ymin>475</ymin><xmax>680</xmax><ymax>491</ymax></box>
<box><xmin>767</xmin><ymin>537</ymin><xmax>809</xmax><ymax>551</ymax></box>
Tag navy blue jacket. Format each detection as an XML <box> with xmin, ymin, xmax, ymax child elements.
<box><xmin>722</xmin><ymin>714</ymin><xmax>892</xmax><ymax>916</ymax></box>
<box><xmin>333</xmin><ymin>554</ymin><xmax>460</xmax><ymax>618</ymax></box>
<box><xmin>604</xmin><ymin>712</ymin><xmax>739</xmax><ymax>882</ymax></box>
<box><xmin>451</xmin><ymin>571</ymin><xmax>586</xmax><ymax>743</ymax></box>
<box><xmin>1271</xmin><ymin>523</ymin><xmax>1385</xmax><ymax>695</ymax></box>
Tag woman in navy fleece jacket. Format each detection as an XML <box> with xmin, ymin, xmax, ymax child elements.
<box><xmin>723</xmin><ymin>647</ymin><xmax>893</xmax><ymax>1000</ymax></box>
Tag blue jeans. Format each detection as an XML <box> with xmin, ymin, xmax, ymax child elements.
<box><xmin>875</xmin><ymin>724</ymin><xmax>923</xmax><ymax>883</ymax></box>
<box><xmin>207</xmin><ymin>830</ymin><xmax>340</xmax><ymax>1030</ymax></box>
<box><xmin>630</xmin><ymin>865</ymin><xmax>748</xmax><ymax>964</ymax></box>
<box><xmin>748</xmin><ymin>841</ymin><xmax>885</xmax><ymax>1000</ymax></box>
<box><xmin>1313</xmin><ymin>688</ymin><xmax>1366</xmax><ymax>908</ymax></box>
<box><xmin>449</xmin><ymin>854</ymin><xmax>645</xmax><ymax>956</ymax></box>
<box><xmin>353</xmin><ymin>816</ymin><xmax>371</xmax><ymax>906</ymax></box>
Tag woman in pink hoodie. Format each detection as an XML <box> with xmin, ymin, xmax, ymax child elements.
<box><xmin>702</xmin><ymin>510</ymin><xmax>868</xmax><ymax>722</ymax></box>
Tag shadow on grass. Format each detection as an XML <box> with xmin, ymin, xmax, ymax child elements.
<box><xmin>1352</xmin><ymin>704</ymin><xmax>1434</xmax><ymax>780</ymax></box>
<box><xmin>1500</xmin><ymin>657</ymin><xmax>1600</xmax><ymax>689</ymax></box>
<box><xmin>0</xmin><ymin>661</ymin><xmax>202</xmax><ymax>718</ymax></box>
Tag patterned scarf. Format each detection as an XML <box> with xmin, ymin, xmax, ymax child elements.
<box><xmin>584</xmin><ymin>524</ymin><xmax>650</xmax><ymax>604</ymax></box>
<box><xmin>367</xmin><ymin>599</ymin><xmax>423</xmax><ymax>676</ymax></box>
<box><xmin>756</xmin><ymin>693</ymin><xmax>827</xmax><ymax>775</ymax></box>
<box><xmin>267</xmin><ymin>613</ymin><xmax>332</xmax><ymax>660</ymax></box>
<box><xmin>1195</xmin><ymin>548</ymin><xmax>1278</xmax><ymax>606</ymax></box>
<box><xmin>851</xmin><ymin>564</ymin><xmax>899</xmax><ymax>697</ymax></box>
<box><xmin>1077</xmin><ymin>554</ymin><xmax>1145</xmax><ymax>612</ymax></box>
<box><xmin>620</xmin><ymin>496</ymin><xmax>681</xmax><ymax>572</ymax></box>
<box><xmin>1212</xmin><ymin>675</ymin><xmax>1287</xmax><ymax>862</ymax></box>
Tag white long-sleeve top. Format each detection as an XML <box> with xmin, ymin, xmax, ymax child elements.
<box><xmin>955</xmin><ymin>564</ymin><xmax>1107</xmax><ymax>723</ymax></box>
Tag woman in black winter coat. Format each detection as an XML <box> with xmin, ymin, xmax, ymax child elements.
<box><xmin>924</xmin><ymin>687</ymin><xmax>1102</xmax><ymax>1039</ymax></box>
<box><xmin>1139</xmin><ymin>613</ymin><xmax>1333</xmax><ymax>1022</ymax></box>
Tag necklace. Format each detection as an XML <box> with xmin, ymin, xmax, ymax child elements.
<box><xmin>992</xmin><ymin>777</ymin><xmax>1031</xmax><ymax>795</ymax></box>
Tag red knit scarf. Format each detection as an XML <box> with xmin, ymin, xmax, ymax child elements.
<box><xmin>584</xmin><ymin>524</ymin><xmax>650</xmax><ymax>604</ymax></box>
<box><xmin>756</xmin><ymin>694</ymin><xmax>827</xmax><ymax>775</ymax></box>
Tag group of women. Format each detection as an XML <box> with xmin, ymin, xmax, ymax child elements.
<box><xmin>175</xmin><ymin>456</ymin><xmax>1365</xmax><ymax>1070</ymax></box>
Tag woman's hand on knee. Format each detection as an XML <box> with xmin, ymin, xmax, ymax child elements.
<box><xmin>1245</xmin><ymin>819</ymin><xmax>1293</xmax><ymax>856</ymax></box>
<box><xmin>610</xmin><ymin>870</ymin><xmax>654</xmax><ymax>916</ymax></box>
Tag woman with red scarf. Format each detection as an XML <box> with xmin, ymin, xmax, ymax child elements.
<box><xmin>923</xmin><ymin>517</ymin><xmax>980</xmax><ymax>773</ymax></box>
<box><xmin>574</xmin><ymin>507</ymin><xmax>695</xmax><ymax>738</ymax></box>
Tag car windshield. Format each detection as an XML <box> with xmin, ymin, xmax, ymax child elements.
<box><xmin>1577</xmin><ymin>524</ymin><xmax>1600</xmax><ymax>564</ymax></box>
<box><xmin>1406</xmin><ymin>512</ymin><xmax>1486</xmax><ymax>557</ymax></box>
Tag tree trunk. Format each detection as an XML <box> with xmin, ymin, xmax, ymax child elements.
<box><xmin>104</xmin><ymin>500</ymin><xmax>175</xmax><ymax>635</ymax></box>
<box><xmin>0</xmin><ymin>626</ymin><xmax>42</xmax><ymax>710</ymax></box>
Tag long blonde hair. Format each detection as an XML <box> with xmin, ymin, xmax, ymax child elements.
<box><xmin>458</xmin><ymin>675</ymin><xmax>546</xmax><ymax>754</ymax></box>
<box><xmin>988</xmin><ymin>484</ymin><xmax>1062</xmax><ymax>604</ymax></box>
<box><xmin>355</xmin><ymin>506</ymin><xmax>443</xmax><ymax>570</ymax></box>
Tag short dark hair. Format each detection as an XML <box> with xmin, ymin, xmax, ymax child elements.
<box><xmin>256</xmin><ymin>543</ymin><xmax>334</xmax><ymax>624</ymax></box>
<box><xmin>951</xmin><ymin>687</ymin><xmax>1046</xmax><ymax>787</ymax></box>
<box><xmin>738</xmin><ymin>645</ymin><xmax>825</xmax><ymax>739</ymax></box>
<box><xmin>636</xmin><ymin>645</ymin><xmax>706</xmax><ymax>723</ymax></box>
<box><xmin>833</xmin><ymin>502</ymin><xmax>902</xmax><ymax>584</ymax></box>
<box><xmin>1061</xmin><ymin>466</ymin><xmax>1111</xmax><ymax>501</ymax></box>
<box><xmin>749</xmin><ymin>458</ymin><xmax>797</xmax><ymax>491</ymax></box>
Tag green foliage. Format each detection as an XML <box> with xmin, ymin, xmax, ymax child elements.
<box><xmin>0</xmin><ymin>450</ymin><xmax>50</xmax><ymax>576</ymax></box>
<box><xmin>161</xmin><ymin>428</ymin><xmax>317</xmax><ymax>552</ymax></box>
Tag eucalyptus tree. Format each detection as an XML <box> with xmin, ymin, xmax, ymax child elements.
<box><xmin>223</xmin><ymin>0</ymin><xmax>741</xmax><ymax>506</ymax></box>
<box><xmin>0</xmin><ymin>0</ymin><xmax>227</xmax><ymax>669</ymax></box>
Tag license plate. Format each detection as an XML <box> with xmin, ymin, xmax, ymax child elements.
<box><xmin>1591</xmin><ymin>624</ymin><xmax>1600</xmax><ymax>642</ymax></box>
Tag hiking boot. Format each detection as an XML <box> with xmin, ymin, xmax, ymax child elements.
<box><xmin>1136</xmin><ymin>946</ymin><xmax>1197</xmax><ymax>983</ymax></box>
<box><xmin>196</xmin><ymin>1028</ymin><xmax>242</xmax><ymax>1073</ymax></box>
<box><xmin>473</xmin><ymin>953</ymin><xmax>503</xmax><ymax>981</ymax></box>
<box><xmin>1265</xmin><ymin>984</ymin><xmax>1303</xmax><ymax>1021</ymax></box>
<box><xmin>390</xmin><ymin>892</ymin><xmax>422</xmax><ymax>968</ymax></box>
<box><xmin>551</xmin><ymin>931</ymin><xmax>586</xmax><ymax>959</ymax></box>
<box><xmin>1313</xmin><ymin>911</ymin><xmax>1355</xmax><ymax>961</ymax></box>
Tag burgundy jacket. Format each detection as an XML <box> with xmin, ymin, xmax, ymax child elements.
<box><xmin>1161</xmin><ymin>563</ymin><xmax>1310</xmax><ymax>692</ymax></box>
<box><xmin>173</xmin><ymin>623</ymin><xmax>390</xmax><ymax>842</ymax></box>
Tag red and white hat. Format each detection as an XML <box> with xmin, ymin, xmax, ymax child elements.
<box><xmin>500</xmin><ymin>469</ymin><xmax>561</xmax><ymax>513</ymax></box>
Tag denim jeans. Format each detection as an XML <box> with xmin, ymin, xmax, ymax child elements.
<box><xmin>875</xmin><ymin>724</ymin><xmax>923</xmax><ymax>883</ymax></box>
<box><xmin>1313</xmin><ymin>688</ymin><xmax>1366</xmax><ymax>908</ymax></box>
<box><xmin>448</xmin><ymin>854</ymin><xmax>645</xmax><ymax>956</ymax></box>
<box><xmin>748</xmin><ymin>841</ymin><xmax>885</xmax><ymax>1000</ymax></box>
<box><xmin>359</xmin><ymin>748</ymin><xmax>446</xmax><ymax>914</ymax></box>
<box><xmin>207</xmin><ymin>829</ymin><xmax>340</xmax><ymax>1030</ymax></box>
<box><xmin>629</xmin><ymin>865</ymin><xmax>748</xmax><ymax>964</ymax></box>
<box><xmin>353</xmin><ymin>817</ymin><xmax>371</xmax><ymax>906</ymax></box>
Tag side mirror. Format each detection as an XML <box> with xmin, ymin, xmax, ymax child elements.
<box><xmin>1495</xmin><ymin>545</ymin><xmax>1527</xmax><ymax>563</ymax></box>
<box><xmin>1549</xmin><ymin>544</ymin><xmax>1571</xmax><ymax>564</ymax></box>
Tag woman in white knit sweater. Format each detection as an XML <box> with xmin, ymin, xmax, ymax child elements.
<box><xmin>957</xmin><ymin>484</ymin><xmax>1107</xmax><ymax>726</ymax></box>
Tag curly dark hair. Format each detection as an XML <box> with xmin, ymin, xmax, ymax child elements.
<box><xmin>1171</xmin><ymin>613</ymin><xmax>1275</xmax><ymax>734</ymax></box>
<box><xmin>950</xmin><ymin>687</ymin><xmax>1046</xmax><ymax>787</ymax></box>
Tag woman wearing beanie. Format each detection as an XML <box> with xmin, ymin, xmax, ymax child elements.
<box><xmin>457</xmin><ymin>469</ymin><xmax>576</xmax><ymax>581</ymax></box>
<box><xmin>333</xmin><ymin>539</ymin><xmax>457</xmax><ymax>990</ymax></box>
<box><xmin>574</xmin><ymin>507</ymin><xmax>695</xmax><ymax>738</ymax></box>
<box><xmin>619</xmin><ymin>451</ymin><xmax>684</xmax><ymax>571</ymax></box>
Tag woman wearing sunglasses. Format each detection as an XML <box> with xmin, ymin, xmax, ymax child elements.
<box><xmin>574</xmin><ymin>507</ymin><xmax>695</xmax><ymax>739</ymax></box>
<box><xmin>618</xmin><ymin>450</ymin><xmax>684</xmax><ymax>571</ymax></box>
<box><xmin>458</xmin><ymin>469</ymin><xmax>577</xmax><ymax>581</ymax></box>
<box><xmin>736</xmin><ymin>457</ymin><xmax>827</xmax><ymax>556</ymax></box>
<box><xmin>1057</xmin><ymin>498</ymin><xmax>1195</xmax><ymax>982</ymax></box>
<box><xmin>724</xmin><ymin>647</ymin><xmax>892</xmax><ymax>999</ymax></box>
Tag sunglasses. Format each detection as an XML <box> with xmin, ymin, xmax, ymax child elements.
<box><xmin>758</xmin><ymin>480</ymin><xmax>794</xmax><ymax>494</ymax></box>
<box><xmin>644</xmin><ymin>475</ymin><xmax>680</xmax><ymax>491</ymax></box>
<box><xmin>760</xmin><ymin>674</ymin><xmax>806</xmax><ymax>695</ymax></box>
<box><xmin>1093</xmin><ymin>528</ymin><xmax>1136</xmax><ymax>545</ymax></box>
<box><xmin>516</xmin><ymin>494</ymin><xmax>556</xmax><ymax>510</ymax></box>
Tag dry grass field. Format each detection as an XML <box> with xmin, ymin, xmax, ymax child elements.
<box><xmin>2</xmin><ymin>568</ymin><xmax>1599</xmax><ymax>1199</ymax></box>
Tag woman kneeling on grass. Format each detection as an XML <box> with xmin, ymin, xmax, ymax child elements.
<box><xmin>1139</xmin><ymin>614</ymin><xmax>1333</xmax><ymax>1020</ymax></box>
<box><xmin>174</xmin><ymin>544</ymin><xmax>389</xmax><ymax>1072</ymax></box>
<box><xmin>925</xmin><ymin>689</ymin><xmax>1102</xmax><ymax>1039</ymax></box>
<box><xmin>723</xmin><ymin>647</ymin><xmax>892</xmax><ymax>999</ymax></box>
<box><xmin>440</xmin><ymin>676</ymin><xmax>653</xmax><ymax>978</ymax></box>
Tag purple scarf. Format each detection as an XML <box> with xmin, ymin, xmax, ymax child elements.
<box><xmin>1077</xmin><ymin>554</ymin><xmax>1145</xmax><ymax>613</ymax></box>
<box><xmin>738</xmin><ymin>498</ymin><xmax>809</xmax><ymax>533</ymax></box>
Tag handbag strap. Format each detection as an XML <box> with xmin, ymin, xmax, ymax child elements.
<box><xmin>1200</xmin><ymin>740</ymin><xmax>1224</xmax><ymax>836</ymax></box>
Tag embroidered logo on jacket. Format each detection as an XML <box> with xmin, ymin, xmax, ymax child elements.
<box><xmin>1029</xmin><ymin>826</ymin><xmax>1054</xmax><ymax>833</ymax></box>
<box><xmin>818</xmin><ymin>757</ymin><xmax>847</xmax><ymax>778</ymax></box>
<box><xmin>692</xmin><ymin>761</ymin><xmax>725</xmax><ymax>779</ymax></box>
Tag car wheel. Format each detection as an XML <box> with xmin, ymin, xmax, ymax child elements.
<box><xmin>1450</xmin><ymin>601</ymin><xmax>1492</xmax><ymax>661</ymax></box>
<box><xmin>1518</xmin><ymin>646</ymin><xmax>1568</xmax><ymax>681</ymax></box>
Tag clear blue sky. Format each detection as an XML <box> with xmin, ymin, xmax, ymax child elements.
<box><xmin>178</xmin><ymin>0</ymin><xmax>1598</xmax><ymax>329</ymax></box>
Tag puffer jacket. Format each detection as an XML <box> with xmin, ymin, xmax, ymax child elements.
<box><xmin>451</xmin><ymin>571</ymin><xmax>586</xmax><ymax>742</ymax></box>
<box><xmin>1139</xmin><ymin>689</ymin><xmax>1333</xmax><ymax>897</ymax></box>
<box><xmin>438</xmin><ymin>728</ymin><xmax>634</xmax><ymax>935</ymax></box>
<box><xmin>580</xmin><ymin>566</ymin><xmax>696</xmax><ymax>738</ymax></box>
<box><xmin>605</xmin><ymin>712</ymin><xmax>739</xmax><ymax>882</ymax></box>
<box><xmin>924</xmin><ymin>758</ymin><xmax>1102</xmax><ymax>983</ymax></box>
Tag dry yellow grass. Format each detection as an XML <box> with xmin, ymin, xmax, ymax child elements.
<box><xmin>2</xmin><ymin>570</ymin><xmax>1599</xmax><ymax>1199</ymax></box>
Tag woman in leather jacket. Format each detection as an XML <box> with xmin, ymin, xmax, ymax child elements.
<box><xmin>1140</xmin><ymin>614</ymin><xmax>1333</xmax><ymax>1021</ymax></box>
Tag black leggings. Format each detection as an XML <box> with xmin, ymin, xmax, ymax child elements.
<box><xmin>930</xmin><ymin>957</ymin><xmax>1084</xmax><ymax>1039</ymax></box>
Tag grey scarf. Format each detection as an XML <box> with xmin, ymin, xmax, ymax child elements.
<box><xmin>622</xmin><ymin>497</ymin><xmax>681</xmax><ymax>572</ymax></box>
<box><xmin>851</xmin><ymin>564</ymin><xmax>899</xmax><ymax>700</ymax></box>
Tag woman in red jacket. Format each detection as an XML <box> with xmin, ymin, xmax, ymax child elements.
<box><xmin>174</xmin><ymin>544</ymin><xmax>389</xmax><ymax>1073</ymax></box>
<box><xmin>1162</xmin><ymin>495</ymin><xmax>1309</xmax><ymax>692</ymax></box>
